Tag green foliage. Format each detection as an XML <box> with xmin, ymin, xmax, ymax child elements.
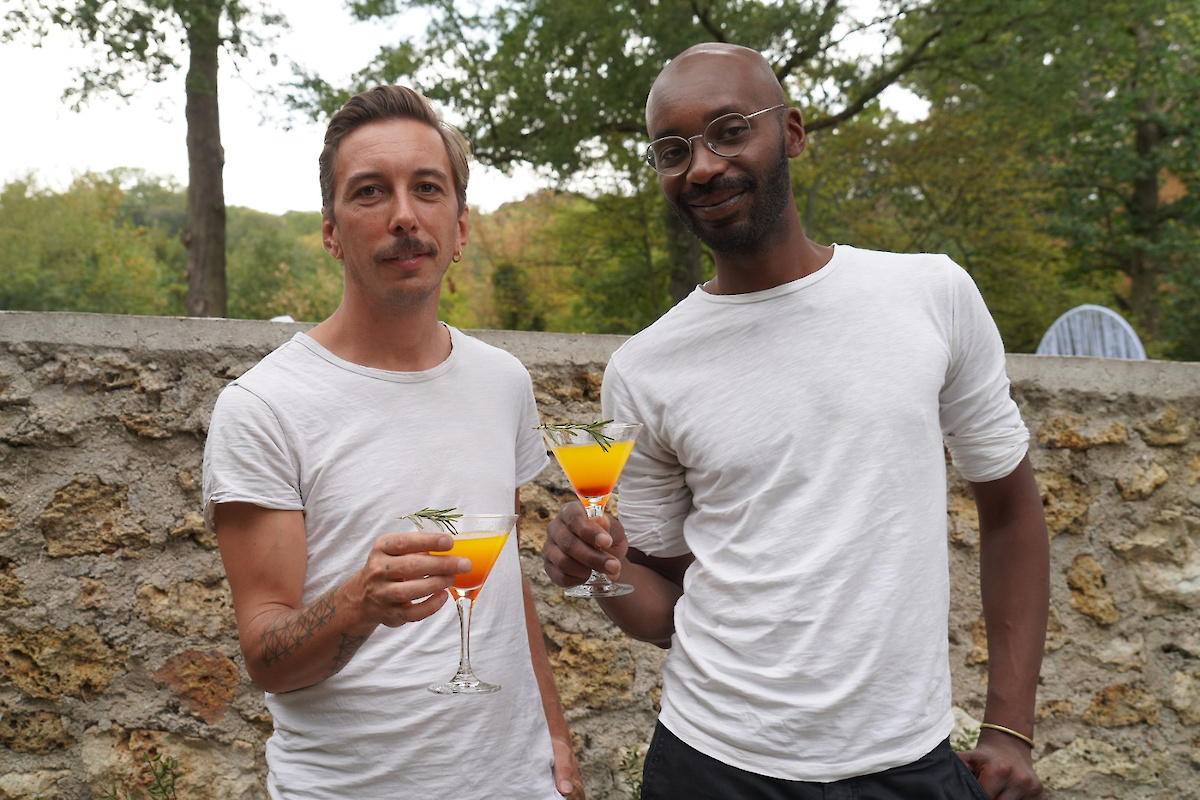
<box><xmin>0</xmin><ymin>173</ymin><xmax>343</xmax><ymax>321</ymax></box>
<box><xmin>225</xmin><ymin>207</ymin><xmax>342</xmax><ymax>322</ymax></box>
<box><xmin>0</xmin><ymin>174</ymin><xmax>184</xmax><ymax>315</ymax></box>
<box><xmin>951</xmin><ymin>726</ymin><xmax>980</xmax><ymax>753</ymax></box>
<box><xmin>98</xmin><ymin>752</ymin><xmax>180</xmax><ymax>800</ymax></box>
<box><xmin>617</xmin><ymin>745</ymin><xmax>645</xmax><ymax>799</ymax></box>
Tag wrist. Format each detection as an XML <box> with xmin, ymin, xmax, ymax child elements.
<box><xmin>979</xmin><ymin>721</ymin><xmax>1035</xmax><ymax>748</ymax></box>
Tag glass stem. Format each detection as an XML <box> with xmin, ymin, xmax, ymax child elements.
<box><xmin>453</xmin><ymin>594</ymin><xmax>476</xmax><ymax>680</ymax></box>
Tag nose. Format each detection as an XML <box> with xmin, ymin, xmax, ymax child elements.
<box><xmin>684</xmin><ymin>139</ymin><xmax>728</xmax><ymax>185</ymax></box>
<box><xmin>388</xmin><ymin>192</ymin><xmax>419</xmax><ymax>233</ymax></box>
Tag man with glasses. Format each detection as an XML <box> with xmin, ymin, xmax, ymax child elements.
<box><xmin>543</xmin><ymin>42</ymin><xmax>1049</xmax><ymax>799</ymax></box>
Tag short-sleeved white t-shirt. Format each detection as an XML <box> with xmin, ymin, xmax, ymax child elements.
<box><xmin>603</xmin><ymin>245</ymin><xmax>1029</xmax><ymax>781</ymax></box>
<box><xmin>203</xmin><ymin>327</ymin><xmax>557</xmax><ymax>799</ymax></box>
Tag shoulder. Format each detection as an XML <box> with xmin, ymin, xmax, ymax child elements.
<box><xmin>449</xmin><ymin>328</ymin><xmax>535</xmax><ymax>382</ymax></box>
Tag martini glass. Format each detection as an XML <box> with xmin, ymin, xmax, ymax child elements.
<box><xmin>419</xmin><ymin>513</ymin><xmax>518</xmax><ymax>695</ymax></box>
<box><xmin>540</xmin><ymin>422</ymin><xmax>642</xmax><ymax>598</ymax></box>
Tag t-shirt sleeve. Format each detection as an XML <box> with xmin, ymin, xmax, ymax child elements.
<box><xmin>939</xmin><ymin>262</ymin><xmax>1030</xmax><ymax>482</ymax></box>
<box><xmin>601</xmin><ymin>356</ymin><xmax>694</xmax><ymax>558</ymax></box>
<box><xmin>202</xmin><ymin>383</ymin><xmax>304</xmax><ymax>531</ymax></box>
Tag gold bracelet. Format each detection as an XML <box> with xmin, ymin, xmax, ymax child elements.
<box><xmin>979</xmin><ymin>722</ymin><xmax>1034</xmax><ymax>748</ymax></box>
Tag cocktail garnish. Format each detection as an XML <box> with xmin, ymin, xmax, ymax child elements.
<box><xmin>401</xmin><ymin>507</ymin><xmax>462</xmax><ymax>534</ymax></box>
<box><xmin>537</xmin><ymin>420</ymin><xmax>616</xmax><ymax>451</ymax></box>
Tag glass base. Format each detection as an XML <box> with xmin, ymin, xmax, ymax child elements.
<box><xmin>564</xmin><ymin>571</ymin><xmax>634</xmax><ymax>598</ymax></box>
<box><xmin>428</xmin><ymin>676</ymin><xmax>502</xmax><ymax>695</ymax></box>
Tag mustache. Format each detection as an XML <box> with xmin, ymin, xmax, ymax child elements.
<box><xmin>374</xmin><ymin>236</ymin><xmax>436</xmax><ymax>262</ymax></box>
<box><xmin>679</xmin><ymin>174</ymin><xmax>756</xmax><ymax>205</ymax></box>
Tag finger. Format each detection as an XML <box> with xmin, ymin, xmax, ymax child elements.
<box><xmin>546</xmin><ymin>522</ymin><xmax>619</xmax><ymax>576</ymax></box>
<box><xmin>383</xmin><ymin>586</ymin><xmax>451</xmax><ymax>626</ymax></box>
<box><xmin>377</xmin><ymin>531</ymin><xmax>454</xmax><ymax>556</ymax></box>
<box><xmin>382</xmin><ymin>553</ymin><xmax>471</xmax><ymax>581</ymax></box>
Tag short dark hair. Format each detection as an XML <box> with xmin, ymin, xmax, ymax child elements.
<box><xmin>319</xmin><ymin>85</ymin><xmax>470</xmax><ymax>214</ymax></box>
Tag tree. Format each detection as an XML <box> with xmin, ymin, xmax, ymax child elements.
<box><xmin>2</xmin><ymin>0</ymin><xmax>285</xmax><ymax>317</ymax></box>
<box><xmin>899</xmin><ymin>0</ymin><xmax>1200</xmax><ymax>354</ymax></box>
<box><xmin>287</xmin><ymin>0</ymin><xmax>967</xmax><ymax>305</ymax></box>
<box><xmin>0</xmin><ymin>173</ymin><xmax>183</xmax><ymax>315</ymax></box>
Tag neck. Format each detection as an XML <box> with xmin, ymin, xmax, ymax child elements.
<box><xmin>308</xmin><ymin>300</ymin><xmax>451</xmax><ymax>372</ymax></box>
<box><xmin>705</xmin><ymin>221</ymin><xmax>833</xmax><ymax>295</ymax></box>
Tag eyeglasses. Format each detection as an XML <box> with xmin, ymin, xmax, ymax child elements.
<box><xmin>644</xmin><ymin>104</ymin><xmax>787</xmax><ymax>177</ymax></box>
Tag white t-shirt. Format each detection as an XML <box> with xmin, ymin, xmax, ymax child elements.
<box><xmin>603</xmin><ymin>245</ymin><xmax>1029</xmax><ymax>782</ymax></box>
<box><xmin>203</xmin><ymin>328</ymin><xmax>557</xmax><ymax>799</ymax></box>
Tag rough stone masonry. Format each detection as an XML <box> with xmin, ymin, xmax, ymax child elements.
<box><xmin>1</xmin><ymin>310</ymin><xmax>1198</xmax><ymax>799</ymax></box>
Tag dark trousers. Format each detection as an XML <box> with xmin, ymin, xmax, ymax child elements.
<box><xmin>641</xmin><ymin>722</ymin><xmax>991</xmax><ymax>800</ymax></box>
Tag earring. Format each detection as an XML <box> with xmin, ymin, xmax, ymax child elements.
<box><xmin>452</xmin><ymin>253</ymin><xmax>462</xmax><ymax>263</ymax></box>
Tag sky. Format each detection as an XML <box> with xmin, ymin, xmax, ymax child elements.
<box><xmin>0</xmin><ymin>4</ymin><xmax>544</xmax><ymax>215</ymax></box>
<box><xmin>1</xmin><ymin>3</ymin><xmax>924</xmax><ymax>217</ymax></box>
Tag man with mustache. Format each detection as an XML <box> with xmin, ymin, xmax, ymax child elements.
<box><xmin>203</xmin><ymin>85</ymin><xmax>581</xmax><ymax>799</ymax></box>
<box><xmin>543</xmin><ymin>43</ymin><xmax>1050</xmax><ymax>799</ymax></box>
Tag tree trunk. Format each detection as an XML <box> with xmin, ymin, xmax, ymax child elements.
<box><xmin>183</xmin><ymin>3</ymin><xmax>227</xmax><ymax>317</ymax></box>
<box><xmin>1126</xmin><ymin>23</ymin><xmax>1163</xmax><ymax>340</ymax></box>
<box><xmin>664</xmin><ymin>206</ymin><xmax>702</xmax><ymax>304</ymax></box>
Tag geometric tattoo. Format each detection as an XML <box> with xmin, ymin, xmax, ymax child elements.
<box><xmin>330</xmin><ymin>632</ymin><xmax>369</xmax><ymax>677</ymax></box>
<box><xmin>261</xmin><ymin>590</ymin><xmax>339</xmax><ymax>667</ymax></box>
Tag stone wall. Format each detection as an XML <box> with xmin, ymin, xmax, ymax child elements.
<box><xmin>1</xmin><ymin>310</ymin><xmax>1197</xmax><ymax>799</ymax></box>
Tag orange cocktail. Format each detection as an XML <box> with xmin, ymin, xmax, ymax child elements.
<box><xmin>548</xmin><ymin>439</ymin><xmax>635</xmax><ymax>501</ymax></box>
<box><xmin>431</xmin><ymin>531</ymin><xmax>510</xmax><ymax>601</ymax></box>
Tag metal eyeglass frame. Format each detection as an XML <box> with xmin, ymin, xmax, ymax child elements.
<box><xmin>644</xmin><ymin>104</ymin><xmax>787</xmax><ymax>177</ymax></box>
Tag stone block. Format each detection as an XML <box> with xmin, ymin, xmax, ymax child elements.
<box><xmin>39</xmin><ymin>475</ymin><xmax>149</xmax><ymax>556</ymax></box>
<box><xmin>170</xmin><ymin>511</ymin><xmax>217</xmax><ymax>550</ymax></box>
<box><xmin>1036</xmin><ymin>414</ymin><xmax>1127</xmax><ymax>450</ymax></box>
<box><xmin>1169</xmin><ymin>670</ymin><xmax>1200</xmax><ymax>725</ymax></box>
<box><xmin>545</xmin><ymin>625</ymin><xmax>636</xmax><ymax>709</ymax></box>
<box><xmin>1116</xmin><ymin>462</ymin><xmax>1169</xmax><ymax>501</ymax></box>
<box><xmin>135</xmin><ymin>579</ymin><xmax>237</xmax><ymax>638</ymax></box>
<box><xmin>1080</xmin><ymin>683</ymin><xmax>1160</xmax><ymax>726</ymax></box>
<box><xmin>0</xmin><ymin>708</ymin><xmax>73</xmax><ymax>753</ymax></box>
<box><xmin>1034</xmin><ymin>737</ymin><xmax>1164</xmax><ymax>790</ymax></box>
<box><xmin>0</xmin><ymin>771</ymin><xmax>73</xmax><ymax>800</ymax></box>
<box><xmin>1134</xmin><ymin>406</ymin><xmax>1194</xmax><ymax>447</ymax></box>
<box><xmin>83</xmin><ymin>727</ymin><xmax>266</xmax><ymax>800</ymax></box>
<box><xmin>1038</xmin><ymin>470</ymin><xmax>1092</xmax><ymax>538</ymax></box>
<box><xmin>1135</xmin><ymin>550</ymin><xmax>1200</xmax><ymax>609</ymax></box>
<box><xmin>0</xmin><ymin>556</ymin><xmax>30</xmax><ymax>610</ymax></box>
<box><xmin>1067</xmin><ymin>554</ymin><xmax>1120</xmax><ymax>625</ymax></box>
<box><xmin>0</xmin><ymin>623</ymin><xmax>126</xmax><ymax>701</ymax></box>
<box><xmin>153</xmin><ymin>648</ymin><xmax>240</xmax><ymax>724</ymax></box>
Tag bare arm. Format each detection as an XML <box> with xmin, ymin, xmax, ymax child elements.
<box><xmin>544</xmin><ymin>500</ymin><xmax>693</xmax><ymax>648</ymax></box>
<box><xmin>215</xmin><ymin>501</ymin><xmax>466</xmax><ymax>693</ymax></box>
<box><xmin>958</xmin><ymin>455</ymin><xmax>1050</xmax><ymax>799</ymax></box>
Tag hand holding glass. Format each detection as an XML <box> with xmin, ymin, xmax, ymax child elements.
<box><xmin>541</xmin><ymin>422</ymin><xmax>642</xmax><ymax>598</ymax></box>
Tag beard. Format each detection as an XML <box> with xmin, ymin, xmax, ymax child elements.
<box><xmin>345</xmin><ymin>235</ymin><xmax>447</xmax><ymax>312</ymax></box>
<box><xmin>669</xmin><ymin>140</ymin><xmax>793</xmax><ymax>253</ymax></box>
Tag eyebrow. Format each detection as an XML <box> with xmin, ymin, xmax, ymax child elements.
<box><xmin>343</xmin><ymin>166</ymin><xmax>453</xmax><ymax>190</ymax></box>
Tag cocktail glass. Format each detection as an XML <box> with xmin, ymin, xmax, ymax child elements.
<box><xmin>540</xmin><ymin>422</ymin><xmax>642</xmax><ymax>598</ymax></box>
<box><xmin>422</xmin><ymin>513</ymin><xmax>518</xmax><ymax>694</ymax></box>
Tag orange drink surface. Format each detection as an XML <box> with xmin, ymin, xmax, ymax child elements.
<box><xmin>431</xmin><ymin>532</ymin><xmax>510</xmax><ymax>600</ymax></box>
<box><xmin>550</xmin><ymin>439</ymin><xmax>635</xmax><ymax>500</ymax></box>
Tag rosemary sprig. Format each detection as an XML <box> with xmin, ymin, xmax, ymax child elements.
<box><xmin>537</xmin><ymin>419</ymin><xmax>616</xmax><ymax>451</ymax></box>
<box><xmin>400</xmin><ymin>507</ymin><xmax>462</xmax><ymax>534</ymax></box>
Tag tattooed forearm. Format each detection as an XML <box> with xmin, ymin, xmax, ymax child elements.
<box><xmin>330</xmin><ymin>633</ymin><xmax>369</xmax><ymax>676</ymax></box>
<box><xmin>261</xmin><ymin>591</ymin><xmax>339</xmax><ymax>667</ymax></box>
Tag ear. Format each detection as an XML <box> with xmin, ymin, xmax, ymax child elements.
<box><xmin>455</xmin><ymin>205</ymin><xmax>470</xmax><ymax>255</ymax></box>
<box><xmin>321</xmin><ymin>210</ymin><xmax>343</xmax><ymax>261</ymax></box>
<box><xmin>785</xmin><ymin>108</ymin><xmax>807</xmax><ymax>158</ymax></box>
